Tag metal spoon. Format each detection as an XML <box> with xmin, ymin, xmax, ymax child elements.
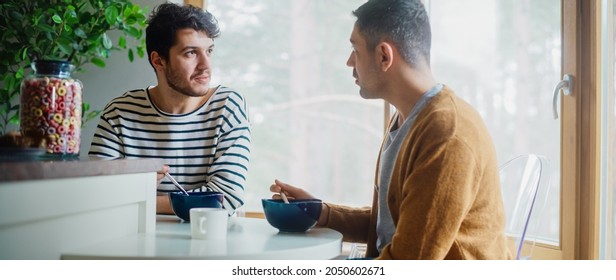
<box><xmin>280</xmin><ymin>191</ymin><xmax>290</xmax><ymax>204</ymax></box>
<box><xmin>164</xmin><ymin>172</ymin><xmax>190</xmax><ymax>196</ymax></box>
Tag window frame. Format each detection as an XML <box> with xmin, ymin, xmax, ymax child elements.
<box><xmin>531</xmin><ymin>0</ymin><xmax>602</xmax><ymax>260</ymax></box>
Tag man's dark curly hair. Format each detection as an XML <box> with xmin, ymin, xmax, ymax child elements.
<box><xmin>146</xmin><ymin>2</ymin><xmax>220</xmax><ymax>68</ymax></box>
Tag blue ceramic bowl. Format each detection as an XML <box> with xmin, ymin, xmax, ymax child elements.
<box><xmin>169</xmin><ymin>191</ymin><xmax>224</xmax><ymax>221</ymax></box>
<box><xmin>261</xmin><ymin>198</ymin><xmax>322</xmax><ymax>232</ymax></box>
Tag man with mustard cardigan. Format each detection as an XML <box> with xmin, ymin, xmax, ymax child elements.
<box><xmin>270</xmin><ymin>0</ymin><xmax>511</xmax><ymax>260</ymax></box>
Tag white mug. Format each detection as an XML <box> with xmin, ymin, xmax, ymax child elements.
<box><xmin>190</xmin><ymin>208</ymin><xmax>228</xmax><ymax>240</ymax></box>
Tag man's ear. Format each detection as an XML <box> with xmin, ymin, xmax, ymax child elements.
<box><xmin>151</xmin><ymin>51</ymin><xmax>165</xmax><ymax>72</ymax></box>
<box><xmin>376</xmin><ymin>42</ymin><xmax>394</xmax><ymax>71</ymax></box>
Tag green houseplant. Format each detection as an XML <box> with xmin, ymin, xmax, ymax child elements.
<box><xmin>0</xmin><ymin>0</ymin><xmax>149</xmax><ymax>135</ymax></box>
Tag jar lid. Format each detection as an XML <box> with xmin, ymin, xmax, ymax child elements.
<box><xmin>31</xmin><ymin>60</ymin><xmax>75</xmax><ymax>76</ymax></box>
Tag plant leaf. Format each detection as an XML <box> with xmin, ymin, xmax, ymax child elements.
<box><xmin>37</xmin><ymin>23</ymin><xmax>55</xmax><ymax>33</ymax></box>
<box><xmin>118</xmin><ymin>36</ymin><xmax>126</xmax><ymax>48</ymax></box>
<box><xmin>124</xmin><ymin>26</ymin><xmax>139</xmax><ymax>38</ymax></box>
<box><xmin>74</xmin><ymin>28</ymin><xmax>87</xmax><ymax>39</ymax></box>
<box><xmin>57</xmin><ymin>37</ymin><xmax>73</xmax><ymax>55</ymax></box>
<box><xmin>105</xmin><ymin>6</ymin><xmax>119</xmax><ymax>25</ymax></box>
<box><xmin>4</xmin><ymin>75</ymin><xmax>15</xmax><ymax>91</ymax></box>
<box><xmin>9</xmin><ymin>10</ymin><xmax>21</xmax><ymax>20</ymax></box>
<box><xmin>15</xmin><ymin>67</ymin><xmax>23</xmax><ymax>80</ymax></box>
<box><xmin>64</xmin><ymin>8</ymin><xmax>78</xmax><ymax>24</ymax></box>
<box><xmin>136</xmin><ymin>46</ymin><xmax>144</xmax><ymax>58</ymax></box>
<box><xmin>9</xmin><ymin>113</ymin><xmax>20</xmax><ymax>124</ymax></box>
<box><xmin>52</xmin><ymin>14</ymin><xmax>62</xmax><ymax>24</ymax></box>
<box><xmin>102</xmin><ymin>33</ymin><xmax>112</xmax><ymax>49</ymax></box>
<box><xmin>21</xmin><ymin>47</ymin><xmax>28</xmax><ymax>60</ymax></box>
<box><xmin>91</xmin><ymin>57</ymin><xmax>106</xmax><ymax>67</ymax></box>
<box><xmin>131</xmin><ymin>5</ymin><xmax>141</xmax><ymax>14</ymax></box>
<box><xmin>128</xmin><ymin>48</ymin><xmax>134</xmax><ymax>62</ymax></box>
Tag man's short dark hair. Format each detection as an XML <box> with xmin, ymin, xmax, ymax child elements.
<box><xmin>146</xmin><ymin>2</ymin><xmax>220</xmax><ymax>68</ymax></box>
<box><xmin>353</xmin><ymin>0</ymin><xmax>431</xmax><ymax>66</ymax></box>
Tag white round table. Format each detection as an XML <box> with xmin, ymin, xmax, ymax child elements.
<box><xmin>61</xmin><ymin>216</ymin><xmax>343</xmax><ymax>260</ymax></box>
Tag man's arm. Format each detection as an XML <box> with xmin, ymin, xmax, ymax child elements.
<box><xmin>202</xmin><ymin>90</ymin><xmax>251</xmax><ymax>216</ymax></box>
<box><xmin>323</xmin><ymin>202</ymin><xmax>373</xmax><ymax>243</ymax></box>
<box><xmin>156</xmin><ymin>194</ymin><xmax>174</xmax><ymax>214</ymax></box>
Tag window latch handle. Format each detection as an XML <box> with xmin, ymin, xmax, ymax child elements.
<box><xmin>552</xmin><ymin>74</ymin><xmax>573</xmax><ymax>119</ymax></box>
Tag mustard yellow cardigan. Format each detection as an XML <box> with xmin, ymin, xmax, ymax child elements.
<box><xmin>322</xmin><ymin>86</ymin><xmax>511</xmax><ymax>259</ymax></box>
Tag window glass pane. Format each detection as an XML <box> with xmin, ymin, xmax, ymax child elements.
<box><xmin>602</xmin><ymin>0</ymin><xmax>616</xmax><ymax>260</ymax></box>
<box><xmin>208</xmin><ymin>0</ymin><xmax>383</xmax><ymax>212</ymax></box>
<box><xmin>610</xmin><ymin>0</ymin><xmax>616</xmax><ymax>258</ymax></box>
<box><xmin>427</xmin><ymin>0</ymin><xmax>561</xmax><ymax>244</ymax></box>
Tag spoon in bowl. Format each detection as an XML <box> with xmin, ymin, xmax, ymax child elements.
<box><xmin>164</xmin><ymin>172</ymin><xmax>190</xmax><ymax>196</ymax></box>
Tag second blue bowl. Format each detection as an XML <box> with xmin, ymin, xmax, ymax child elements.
<box><xmin>261</xmin><ymin>198</ymin><xmax>322</xmax><ymax>232</ymax></box>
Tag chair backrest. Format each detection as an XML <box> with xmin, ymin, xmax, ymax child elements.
<box><xmin>499</xmin><ymin>154</ymin><xmax>550</xmax><ymax>260</ymax></box>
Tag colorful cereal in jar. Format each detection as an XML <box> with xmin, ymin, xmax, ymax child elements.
<box><xmin>20</xmin><ymin>61</ymin><xmax>82</xmax><ymax>157</ymax></box>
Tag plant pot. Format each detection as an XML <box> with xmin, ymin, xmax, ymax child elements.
<box><xmin>20</xmin><ymin>60</ymin><xmax>82</xmax><ymax>158</ymax></box>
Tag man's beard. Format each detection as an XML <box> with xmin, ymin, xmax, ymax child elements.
<box><xmin>164</xmin><ymin>63</ymin><xmax>209</xmax><ymax>97</ymax></box>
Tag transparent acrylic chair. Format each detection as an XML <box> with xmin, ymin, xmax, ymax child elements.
<box><xmin>499</xmin><ymin>154</ymin><xmax>550</xmax><ymax>260</ymax></box>
<box><xmin>347</xmin><ymin>243</ymin><xmax>367</xmax><ymax>259</ymax></box>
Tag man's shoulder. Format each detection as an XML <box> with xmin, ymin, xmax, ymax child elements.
<box><xmin>208</xmin><ymin>86</ymin><xmax>249</xmax><ymax>123</ymax></box>
<box><xmin>423</xmin><ymin>87</ymin><xmax>483</xmax><ymax>123</ymax></box>
<box><xmin>115</xmin><ymin>88</ymin><xmax>148</xmax><ymax>101</ymax></box>
<box><xmin>102</xmin><ymin>88</ymin><xmax>147</xmax><ymax>105</ymax></box>
<box><xmin>415</xmin><ymin>86</ymin><xmax>491</xmax><ymax>141</ymax></box>
<box><xmin>213</xmin><ymin>86</ymin><xmax>246</xmax><ymax>102</ymax></box>
<box><xmin>101</xmin><ymin>88</ymin><xmax>151</xmax><ymax>113</ymax></box>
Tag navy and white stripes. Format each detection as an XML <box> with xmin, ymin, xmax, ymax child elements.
<box><xmin>89</xmin><ymin>86</ymin><xmax>251</xmax><ymax>215</ymax></box>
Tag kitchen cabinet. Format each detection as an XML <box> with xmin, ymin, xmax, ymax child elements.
<box><xmin>0</xmin><ymin>158</ymin><xmax>162</xmax><ymax>259</ymax></box>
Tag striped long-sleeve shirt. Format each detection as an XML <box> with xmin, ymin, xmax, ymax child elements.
<box><xmin>88</xmin><ymin>86</ymin><xmax>251</xmax><ymax>215</ymax></box>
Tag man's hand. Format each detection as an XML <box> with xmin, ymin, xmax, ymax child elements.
<box><xmin>269</xmin><ymin>179</ymin><xmax>316</xmax><ymax>200</ymax></box>
<box><xmin>156</xmin><ymin>165</ymin><xmax>170</xmax><ymax>187</ymax></box>
<box><xmin>269</xmin><ymin>179</ymin><xmax>329</xmax><ymax>226</ymax></box>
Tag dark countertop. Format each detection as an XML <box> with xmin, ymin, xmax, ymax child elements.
<box><xmin>0</xmin><ymin>158</ymin><xmax>164</xmax><ymax>183</ymax></box>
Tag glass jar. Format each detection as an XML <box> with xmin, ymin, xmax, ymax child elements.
<box><xmin>20</xmin><ymin>60</ymin><xmax>82</xmax><ymax>158</ymax></box>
